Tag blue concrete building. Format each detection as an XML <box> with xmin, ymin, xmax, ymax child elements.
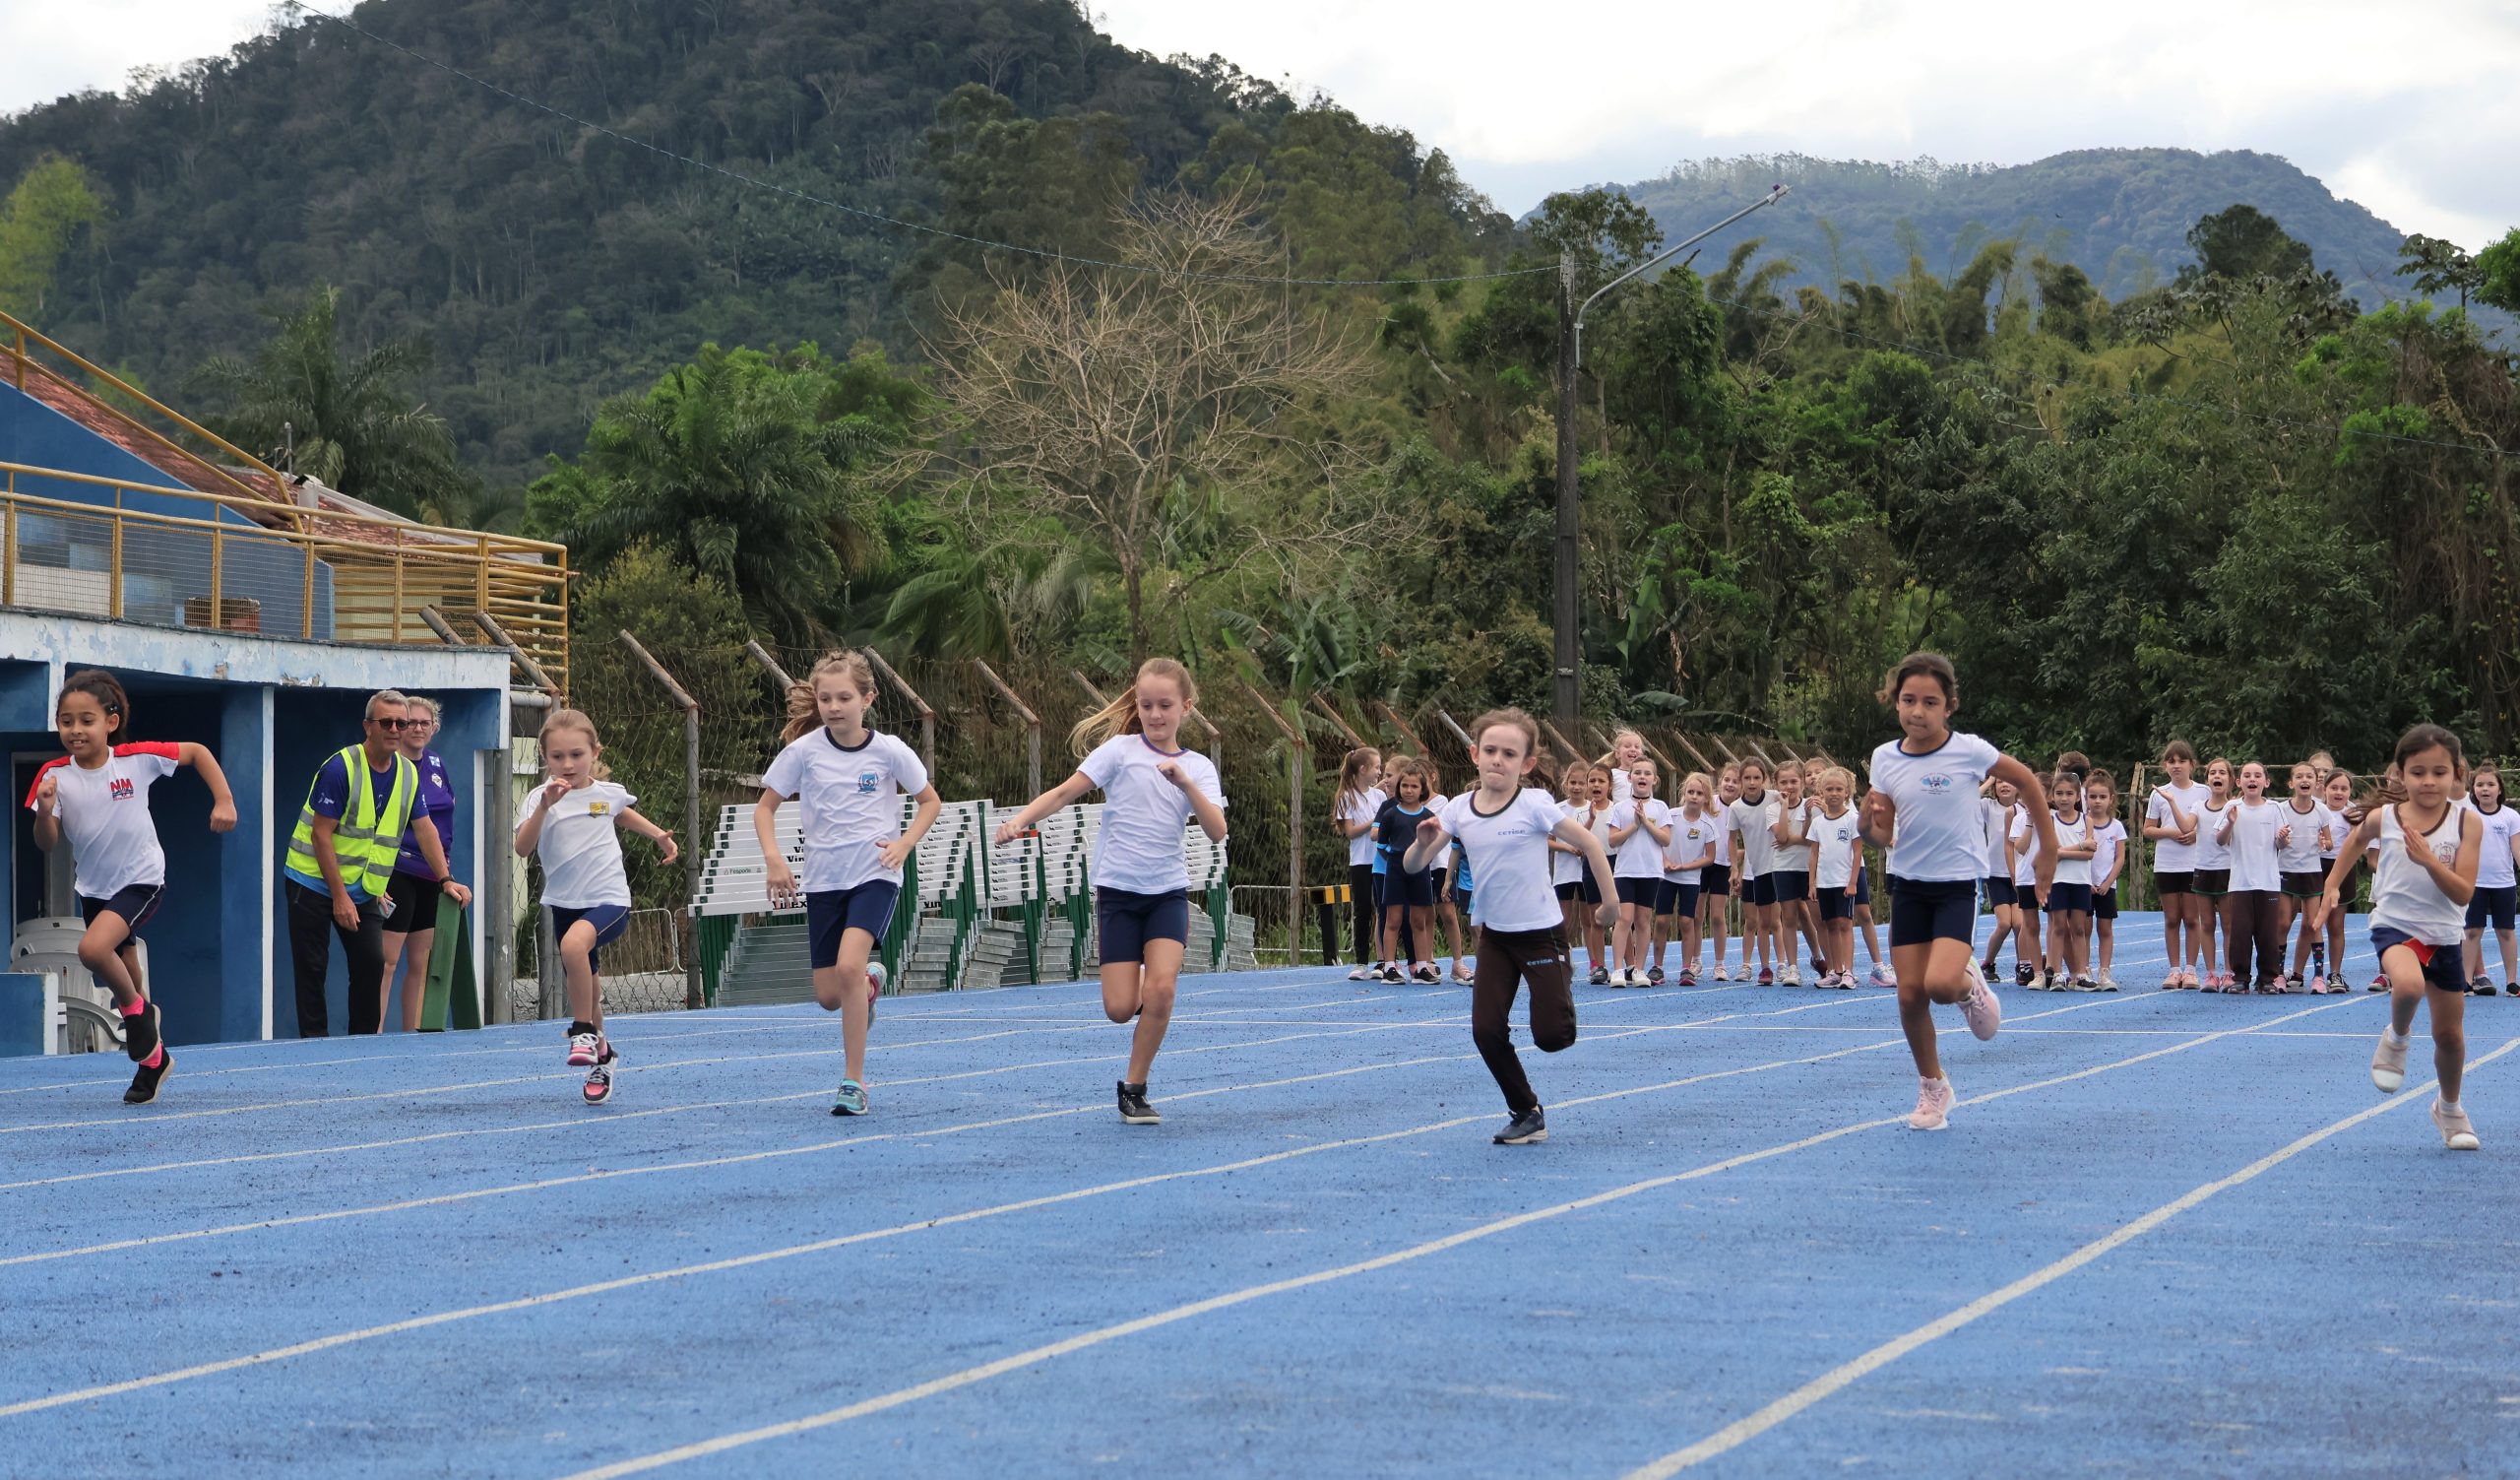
<box><xmin>3</xmin><ymin>310</ymin><xmax>567</xmax><ymax>1050</ymax></box>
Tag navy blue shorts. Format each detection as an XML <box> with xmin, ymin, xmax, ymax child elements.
<box><xmin>1854</xmin><ymin>868</ymin><xmax>1872</xmax><ymax>907</ymax></box>
<box><xmin>1700</xmin><ymin>863</ymin><xmax>1732</xmax><ymax>899</ymax></box>
<box><xmin>1615</xmin><ymin>876</ymin><xmax>1659</xmax><ymax>907</ymax></box>
<box><xmin>1555</xmin><ymin>880</ymin><xmax>1583</xmax><ymax>902</ymax></box>
<box><xmin>1663</xmin><ymin>879</ymin><xmax>1701</xmax><ymax>919</ymax></box>
<box><xmin>1770</xmin><ymin>869</ymin><xmax>1811</xmax><ymax>904</ymax></box>
<box><xmin>1098</xmin><ymin>887</ymin><xmax>1189</xmax><ymax>965</ymax></box>
<box><xmin>2370</xmin><ymin>926</ymin><xmax>2466</xmax><ymax>994</ymax></box>
<box><xmin>2045</xmin><ymin>881</ymin><xmax>2095</xmax><ymax>915</ymax></box>
<box><xmin>1889</xmin><ymin>876</ymin><xmax>1978</xmax><ymax>947</ymax></box>
<box><xmin>2093</xmin><ymin>885</ymin><xmax>2118</xmax><ymax>921</ymax></box>
<box><xmin>79</xmin><ymin>882</ymin><xmax>164</xmax><ymax>933</ymax></box>
<box><xmin>1743</xmin><ymin>872</ymin><xmax>1776</xmax><ymax>907</ymax></box>
<box><xmin>2467</xmin><ymin>884</ymin><xmax>2518</xmax><ymax>932</ymax></box>
<box><xmin>806</xmin><ymin>880</ymin><xmax>902</xmax><ymax>970</ymax></box>
<box><xmin>1984</xmin><ymin>875</ymin><xmax>2015</xmax><ymax>908</ymax></box>
<box><xmin>551</xmin><ymin>903</ymin><xmax>631</xmax><ymax>971</ymax></box>
<box><xmin>1819</xmin><ymin>883</ymin><xmax>1856</xmax><ymax>922</ymax></box>
<box><xmin>1382</xmin><ymin>869</ymin><xmax>1437</xmax><ymax>909</ymax></box>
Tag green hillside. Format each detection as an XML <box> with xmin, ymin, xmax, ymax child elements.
<box><xmin>1619</xmin><ymin>149</ymin><xmax>2464</xmax><ymax>315</ymax></box>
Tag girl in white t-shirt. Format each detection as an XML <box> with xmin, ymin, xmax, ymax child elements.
<box><xmin>1549</xmin><ymin>760</ymin><xmax>1593</xmax><ymax>966</ymax></box>
<box><xmin>2040</xmin><ymin>771</ymin><xmax>2097</xmax><ymax>989</ymax></box>
<box><xmin>1606</xmin><ymin>759</ymin><xmax>1670</xmax><ymax>986</ymax></box>
<box><xmin>2007</xmin><ymin>792</ymin><xmax>2046</xmax><ymax>986</ymax></box>
<box><xmin>513</xmin><ymin>708</ymin><xmax>679</xmax><ymax>1105</ymax></box>
<box><xmin>27</xmin><ymin>669</ymin><xmax>236</xmax><ymax>1106</ymax></box>
<box><xmin>994</xmin><ymin>658</ymin><xmax>1228</xmax><ymax>1126</ymax></box>
<box><xmin>1980</xmin><ymin>783</ymin><xmax>2021</xmax><ymax>980</ymax></box>
<box><xmin>2084</xmin><ymin>770</ymin><xmax>2130</xmax><ymax>991</ymax></box>
<box><xmin>2192</xmin><ymin>757</ymin><xmax>2236</xmax><ymax>987</ymax></box>
<box><xmin>2320</xmin><ymin>769</ymin><xmax>2360</xmax><ymax>985</ymax></box>
<box><xmin>1405</xmin><ymin>708</ymin><xmax>1618</xmax><ymax>1146</ymax></box>
<box><xmin>1807</xmin><ymin>767</ymin><xmax>1864</xmax><ymax>988</ymax></box>
<box><xmin>2313</xmin><ymin>726</ymin><xmax>2484</xmax><ymax>1148</ymax></box>
<box><xmin>1771</xmin><ymin>761</ymin><xmax>1826</xmax><ymax>987</ymax></box>
<box><xmin>1666</xmin><ymin>772</ymin><xmax>1721</xmax><ymax>986</ymax></box>
<box><xmin>1335</xmin><ymin>747</ymin><xmax>1385</xmax><ymax>981</ymax></box>
<box><xmin>2275</xmin><ymin>761</ymin><xmax>2341</xmax><ymax>991</ymax></box>
<box><xmin>2216</xmin><ymin>762</ymin><xmax>2287</xmax><ymax>991</ymax></box>
<box><xmin>755</xmin><ymin>651</ymin><xmax>943</xmax><ymax>1116</ymax></box>
<box><xmin>1702</xmin><ymin>765</ymin><xmax>1740</xmax><ymax>979</ymax></box>
<box><xmin>1861</xmin><ymin>652</ymin><xmax>2054</xmax><ymax>1131</ymax></box>
<box><xmin>1727</xmin><ymin>758</ymin><xmax>1783</xmax><ymax>985</ymax></box>
<box><xmin>1599</xmin><ymin>728</ymin><xmax>1647</xmax><ymax>805</ymax></box>
<box><xmin>2462</xmin><ymin>766</ymin><xmax>2520</xmax><ymax>994</ymax></box>
<box><xmin>2143</xmin><ymin>740</ymin><xmax>2209</xmax><ymax>989</ymax></box>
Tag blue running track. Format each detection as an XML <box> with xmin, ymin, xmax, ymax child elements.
<box><xmin>2</xmin><ymin>913</ymin><xmax>2512</xmax><ymax>1478</ymax></box>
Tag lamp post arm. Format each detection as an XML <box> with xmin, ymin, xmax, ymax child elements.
<box><xmin>1572</xmin><ymin>184</ymin><xmax>1788</xmax><ymax>366</ymax></box>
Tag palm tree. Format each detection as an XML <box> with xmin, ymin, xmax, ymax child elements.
<box><xmin>552</xmin><ymin>346</ymin><xmax>879</xmax><ymax>643</ymax></box>
<box><xmin>188</xmin><ymin>286</ymin><xmax>467</xmax><ymax>517</ymax></box>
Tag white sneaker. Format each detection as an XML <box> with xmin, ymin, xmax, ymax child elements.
<box><xmin>1782</xmin><ymin>966</ymin><xmax>1801</xmax><ymax>988</ymax></box>
<box><xmin>1909</xmin><ymin>1073</ymin><xmax>1954</xmax><ymax>1130</ymax></box>
<box><xmin>2433</xmin><ymin>1099</ymin><xmax>2481</xmax><ymax>1150</ymax></box>
<box><xmin>1713</xmin><ymin>965</ymin><xmax>1732</xmax><ymax>982</ymax></box>
<box><xmin>1346</xmin><ymin>965</ymin><xmax>1372</xmax><ymax>981</ymax></box>
<box><xmin>2371</xmin><ymin>1029</ymin><xmax>2409</xmax><ymax>1094</ymax></box>
<box><xmin>1959</xmin><ymin>958</ymin><xmax>2001</xmax><ymax>1040</ymax></box>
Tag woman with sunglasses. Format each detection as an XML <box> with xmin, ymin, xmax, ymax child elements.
<box><xmin>378</xmin><ymin>695</ymin><xmax>462</xmax><ymax>1031</ymax></box>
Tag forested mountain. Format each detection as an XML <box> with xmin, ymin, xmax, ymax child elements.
<box><xmin>2</xmin><ymin>0</ymin><xmax>2516</xmax><ymax>807</ymax></box>
<box><xmin>1615</xmin><ymin>149</ymin><xmax>2454</xmax><ymax>316</ymax></box>
<box><xmin>0</xmin><ymin>0</ymin><xmax>1507</xmax><ymax>490</ymax></box>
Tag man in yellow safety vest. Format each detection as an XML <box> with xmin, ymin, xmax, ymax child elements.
<box><xmin>284</xmin><ymin>689</ymin><xmax>472</xmax><ymax>1035</ymax></box>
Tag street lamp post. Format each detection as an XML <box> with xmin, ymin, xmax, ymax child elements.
<box><xmin>1551</xmin><ymin>185</ymin><xmax>1790</xmax><ymax>733</ymax></box>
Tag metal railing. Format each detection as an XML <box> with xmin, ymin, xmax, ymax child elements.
<box><xmin>1</xmin><ymin>458</ymin><xmax>570</xmax><ymax>686</ymax></box>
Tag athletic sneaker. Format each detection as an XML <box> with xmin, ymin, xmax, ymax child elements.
<box><xmin>2073</xmin><ymin>976</ymin><xmax>2102</xmax><ymax>993</ymax></box>
<box><xmin>2307</xmin><ymin>973</ymin><xmax>2330</xmax><ymax>995</ymax></box>
<box><xmin>1834</xmin><ymin>972</ymin><xmax>1856</xmax><ymax>991</ymax></box>
<box><xmin>1909</xmin><ymin>1073</ymin><xmax>1954</xmax><ymax>1130</ymax></box>
<box><xmin>2368</xmin><ymin>973</ymin><xmax>2389</xmax><ymax>993</ymax></box>
<box><xmin>2469</xmin><ymin>976</ymin><xmax>2498</xmax><ymax>997</ymax></box>
<box><xmin>582</xmin><ymin>1043</ymin><xmax>616</xmax><ymax>1106</ymax></box>
<box><xmin>2370</xmin><ymin>1029</ymin><xmax>2410</xmax><ymax>1094</ymax></box>
<box><xmin>1378</xmin><ymin>963</ymin><xmax>1405</xmax><ymax>984</ymax></box>
<box><xmin>122</xmin><ymin>1050</ymin><xmax>172</xmax><ymax>1105</ymax></box>
<box><xmin>1675</xmin><ymin>968</ymin><xmax>1698</xmax><ymax>988</ymax></box>
<box><xmin>1116</xmin><ymin>1081</ymin><xmax>1160</xmax><ymax>1125</ymax></box>
<box><xmin>831</xmin><ymin>1078</ymin><xmax>869</xmax><ymax>1117</ymax></box>
<box><xmin>1647</xmin><ymin>966</ymin><xmax>1666</xmax><ymax>987</ymax></box>
<box><xmin>1606</xmin><ymin>968</ymin><xmax>1629</xmax><ymax>988</ymax></box>
<box><xmin>1869</xmin><ymin>963</ymin><xmax>1896</xmax><ymax>988</ymax></box>
<box><xmin>1712</xmin><ymin>965</ymin><xmax>1732</xmax><ymax>982</ymax></box>
<box><xmin>1452</xmin><ymin>963</ymin><xmax>1477</xmax><ymax>985</ymax></box>
<box><xmin>1588</xmin><ymin>966</ymin><xmax>1609</xmax><ymax>986</ymax></box>
<box><xmin>122</xmin><ymin>1000</ymin><xmax>161</xmax><ymax>1063</ymax></box>
<box><xmin>1346</xmin><ymin>964</ymin><xmax>1372</xmax><ymax>981</ymax></box>
<box><xmin>1782</xmin><ymin>966</ymin><xmax>1802</xmax><ymax>988</ymax></box>
<box><xmin>1960</xmin><ymin>960</ymin><xmax>2001</xmax><ymax>1040</ymax></box>
<box><xmin>1757</xmin><ymin>966</ymin><xmax>1775</xmax><ymax>987</ymax></box>
<box><xmin>567</xmin><ymin>1030</ymin><xmax>599</xmax><ymax>1067</ymax></box>
<box><xmin>1492</xmin><ymin>1106</ymin><xmax>1547</xmax><ymax>1144</ymax></box>
<box><xmin>1411</xmin><ymin>962</ymin><xmax>1440</xmax><ymax>985</ymax></box>
<box><xmin>2433</xmin><ymin>1099</ymin><xmax>2481</xmax><ymax>1150</ymax></box>
<box><xmin>2013</xmin><ymin>961</ymin><xmax>2035</xmax><ymax>988</ymax></box>
<box><xmin>2099</xmin><ymin>975</ymin><xmax>2120</xmax><ymax>992</ymax></box>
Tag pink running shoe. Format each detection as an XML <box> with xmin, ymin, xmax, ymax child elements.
<box><xmin>1959</xmin><ymin>958</ymin><xmax>2002</xmax><ymax>1040</ymax></box>
<box><xmin>2308</xmin><ymin>973</ymin><xmax>2330</xmax><ymax>995</ymax></box>
<box><xmin>1757</xmin><ymin>966</ymin><xmax>1775</xmax><ymax>987</ymax></box>
<box><xmin>567</xmin><ymin>1030</ymin><xmax>598</xmax><ymax>1067</ymax></box>
<box><xmin>1868</xmin><ymin>962</ymin><xmax>1896</xmax><ymax>988</ymax></box>
<box><xmin>1909</xmin><ymin>1073</ymin><xmax>1955</xmax><ymax>1130</ymax></box>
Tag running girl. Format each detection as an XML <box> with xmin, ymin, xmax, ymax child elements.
<box><xmin>2314</xmin><ymin>726</ymin><xmax>2484</xmax><ymax>1148</ymax></box>
<box><xmin>2085</xmin><ymin>770</ymin><xmax>2128</xmax><ymax>991</ymax></box>
<box><xmin>2144</xmin><ymin>741</ymin><xmax>2209</xmax><ymax>989</ymax></box>
<box><xmin>1406</xmin><ymin>709</ymin><xmax>1618</xmax><ymax>1145</ymax></box>
<box><xmin>2461</xmin><ymin>766</ymin><xmax>2520</xmax><ymax>996</ymax></box>
<box><xmin>992</xmin><ymin>658</ymin><xmax>1228</xmax><ymax>1125</ymax></box>
<box><xmin>27</xmin><ymin>670</ymin><xmax>236</xmax><ymax>1104</ymax></box>
<box><xmin>1862</xmin><ymin>652</ymin><xmax>2056</xmax><ymax>1130</ymax></box>
<box><xmin>756</xmin><ymin>651</ymin><xmax>942</xmax><ymax>1116</ymax></box>
<box><xmin>513</xmin><ymin>708</ymin><xmax>678</xmax><ymax>1105</ymax></box>
<box><xmin>2276</xmin><ymin>761</ymin><xmax>2340</xmax><ymax>992</ymax></box>
<box><xmin>1335</xmin><ymin>747</ymin><xmax>1384</xmax><ymax>981</ymax></box>
<box><xmin>1606</xmin><ymin>758</ymin><xmax>1670</xmax><ymax>986</ymax></box>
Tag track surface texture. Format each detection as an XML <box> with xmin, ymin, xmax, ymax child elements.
<box><xmin>4</xmin><ymin>912</ymin><xmax>2514</xmax><ymax>1479</ymax></box>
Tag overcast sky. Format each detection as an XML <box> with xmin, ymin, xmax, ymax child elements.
<box><xmin>3</xmin><ymin>1</ymin><xmax>2510</xmax><ymax>248</ymax></box>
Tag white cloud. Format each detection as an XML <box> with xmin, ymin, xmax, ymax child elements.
<box><xmin>0</xmin><ymin>0</ymin><xmax>276</xmax><ymax>118</ymax></box>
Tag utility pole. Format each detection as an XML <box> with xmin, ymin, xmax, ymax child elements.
<box><xmin>1551</xmin><ymin>185</ymin><xmax>1789</xmax><ymax>735</ymax></box>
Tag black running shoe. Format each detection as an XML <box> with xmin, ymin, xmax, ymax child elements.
<box><xmin>1117</xmin><ymin>1081</ymin><xmax>1160</xmax><ymax>1125</ymax></box>
<box><xmin>1493</xmin><ymin>1107</ymin><xmax>1546</xmax><ymax>1144</ymax></box>
<box><xmin>122</xmin><ymin>1000</ymin><xmax>161</xmax><ymax>1063</ymax></box>
<box><xmin>123</xmin><ymin>1050</ymin><xmax>171</xmax><ymax>1105</ymax></box>
<box><xmin>2014</xmin><ymin>961</ymin><xmax>2035</xmax><ymax>987</ymax></box>
<box><xmin>2469</xmin><ymin>977</ymin><xmax>2498</xmax><ymax>997</ymax></box>
<box><xmin>1588</xmin><ymin>967</ymin><xmax>1609</xmax><ymax>986</ymax></box>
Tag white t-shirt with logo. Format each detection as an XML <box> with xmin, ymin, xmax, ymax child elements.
<box><xmin>26</xmin><ymin>742</ymin><xmax>181</xmax><ymax>899</ymax></box>
<box><xmin>1551</xmin><ymin>800</ymin><xmax>1589</xmax><ymax>885</ymax></box>
<box><xmin>1340</xmin><ymin>786</ymin><xmax>1387</xmax><ymax>868</ymax></box>
<box><xmin>2088</xmin><ymin>818</ymin><xmax>2129</xmax><ymax>890</ymax></box>
<box><xmin>2009</xmin><ymin>804</ymin><xmax>2041</xmax><ymax>886</ymax></box>
<box><xmin>2049</xmin><ymin>810</ymin><xmax>2092</xmax><ymax>886</ymax></box>
<box><xmin>762</xmin><ymin>728</ymin><xmax>930</xmax><ymax>893</ymax></box>
<box><xmin>1439</xmin><ymin>789</ymin><xmax>1568</xmax><ymax>933</ymax></box>
<box><xmin>1608</xmin><ymin>798</ymin><xmax>1671</xmax><ymax>880</ymax></box>
<box><xmin>520</xmin><ymin>780</ymin><xmax>637</xmax><ymax>909</ymax></box>
<box><xmin>2223</xmin><ymin>798</ymin><xmax>2283</xmax><ymax>891</ymax></box>
<box><xmin>2273</xmin><ymin>800</ymin><xmax>2338</xmax><ymax>877</ymax></box>
<box><xmin>1808</xmin><ymin>804</ymin><xmax>1863</xmax><ymax>890</ymax></box>
<box><xmin>1666</xmin><ymin>810</ymin><xmax>1720</xmax><ymax>883</ymax></box>
<box><xmin>1728</xmin><ymin>794</ymin><xmax>1783</xmax><ymax>879</ymax></box>
<box><xmin>1868</xmin><ymin>732</ymin><xmax>2003</xmax><ymax>883</ymax></box>
<box><xmin>2146</xmin><ymin>782</ymin><xmax>2211</xmax><ymax>869</ymax></box>
<box><xmin>1078</xmin><ymin>736</ymin><xmax>1227</xmax><ymax>896</ymax></box>
<box><xmin>2193</xmin><ymin>800</ymin><xmax>2234</xmax><ymax>870</ymax></box>
<box><xmin>2458</xmin><ymin>799</ymin><xmax>2520</xmax><ymax>889</ymax></box>
<box><xmin>1980</xmin><ymin>797</ymin><xmax>2013</xmax><ymax>879</ymax></box>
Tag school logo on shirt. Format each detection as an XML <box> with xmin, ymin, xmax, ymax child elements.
<box><xmin>587</xmin><ymin>801</ymin><xmax>610</xmax><ymax>816</ymax></box>
<box><xmin>109</xmin><ymin>777</ymin><xmax>134</xmax><ymax>801</ymax></box>
<box><xmin>856</xmin><ymin>772</ymin><xmax>882</xmax><ymax>794</ymax></box>
<box><xmin>1919</xmin><ymin>774</ymin><xmax>1952</xmax><ymax>794</ymax></box>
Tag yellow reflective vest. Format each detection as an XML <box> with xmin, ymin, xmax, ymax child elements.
<box><xmin>284</xmin><ymin>745</ymin><xmax>419</xmax><ymax>899</ymax></box>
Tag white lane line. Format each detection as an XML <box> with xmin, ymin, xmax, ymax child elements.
<box><xmin>541</xmin><ymin>998</ymin><xmax>2366</xmax><ymax>1479</ymax></box>
<box><xmin>1616</xmin><ymin>1030</ymin><xmax>2520</xmax><ymax>1478</ymax></box>
<box><xmin>0</xmin><ymin>992</ymin><xmax>2207</xmax><ymax>1422</ymax></box>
